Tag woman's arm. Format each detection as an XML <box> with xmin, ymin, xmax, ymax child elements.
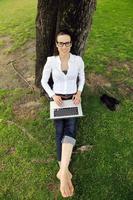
<box><xmin>72</xmin><ymin>57</ymin><xmax>85</xmax><ymax>104</ymax></box>
<box><xmin>77</xmin><ymin>57</ymin><xmax>85</xmax><ymax>94</ymax></box>
<box><xmin>41</xmin><ymin>57</ymin><xmax>55</xmax><ymax>98</ymax></box>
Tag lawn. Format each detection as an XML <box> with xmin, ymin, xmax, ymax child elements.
<box><xmin>84</xmin><ymin>0</ymin><xmax>133</xmax><ymax>72</ymax></box>
<box><xmin>0</xmin><ymin>0</ymin><xmax>37</xmax><ymax>51</ymax></box>
<box><xmin>0</xmin><ymin>0</ymin><xmax>133</xmax><ymax>200</ymax></box>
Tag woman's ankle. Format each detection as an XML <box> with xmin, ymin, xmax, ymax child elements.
<box><xmin>60</xmin><ymin>166</ymin><xmax>69</xmax><ymax>174</ymax></box>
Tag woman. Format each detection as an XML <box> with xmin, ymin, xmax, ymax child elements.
<box><xmin>41</xmin><ymin>29</ymin><xmax>85</xmax><ymax>198</ymax></box>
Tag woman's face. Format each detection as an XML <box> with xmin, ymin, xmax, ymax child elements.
<box><xmin>56</xmin><ymin>34</ymin><xmax>72</xmax><ymax>56</ymax></box>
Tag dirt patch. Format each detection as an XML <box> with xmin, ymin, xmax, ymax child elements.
<box><xmin>0</xmin><ymin>36</ymin><xmax>35</xmax><ymax>89</ymax></box>
<box><xmin>0</xmin><ymin>36</ymin><xmax>13</xmax><ymax>50</ymax></box>
<box><xmin>108</xmin><ymin>60</ymin><xmax>133</xmax><ymax>73</ymax></box>
<box><xmin>47</xmin><ymin>183</ymin><xmax>59</xmax><ymax>193</ymax></box>
<box><xmin>5</xmin><ymin>147</ymin><xmax>16</xmax><ymax>155</ymax></box>
<box><xmin>86</xmin><ymin>72</ymin><xmax>111</xmax><ymax>92</ymax></box>
<box><xmin>107</xmin><ymin>60</ymin><xmax>133</xmax><ymax>98</ymax></box>
<box><xmin>85</xmin><ymin>61</ymin><xmax>133</xmax><ymax>98</ymax></box>
<box><xmin>117</xmin><ymin>83</ymin><xmax>133</xmax><ymax>98</ymax></box>
<box><xmin>13</xmin><ymin>101</ymin><xmax>41</xmax><ymax>120</ymax></box>
<box><xmin>31</xmin><ymin>157</ymin><xmax>55</xmax><ymax>164</ymax></box>
<box><xmin>13</xmin><ymin>91</ymin><xmax>43</xmax><ymax>121</ymax></box>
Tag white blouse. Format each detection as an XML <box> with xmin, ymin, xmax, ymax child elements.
<box><xmin>41</xmin><ymin>53</ymin><xmax>85</xmax><ymax>98</ymax></box>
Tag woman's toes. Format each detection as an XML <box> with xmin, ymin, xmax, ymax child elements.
<box><xmin>65</xmin><ymin>184</ymin><xmax>72</xmax><ymax>197</ymax></box>
<box><xmin>68</xmin><ymin>179</ymin><xmax>74</xmax><ymax>195</ymax></box>
<box><xmin>60</xmin><ymin>186</ymin><xmax>68</xmax><ymax>198</ymax></box>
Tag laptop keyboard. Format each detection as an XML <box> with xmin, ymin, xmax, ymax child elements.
<box><xmin>54</xmin><ymin>107</ymin><xmax>78</xmax><ymax>117</ymax></box>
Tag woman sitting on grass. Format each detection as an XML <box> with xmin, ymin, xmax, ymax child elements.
<box><xmin>41</xmin><ymin>29</ymin><xmax>85</xmax><ymax>198</ymax></box>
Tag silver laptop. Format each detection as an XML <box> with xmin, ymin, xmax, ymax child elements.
<box><xmin>50</xmin><ymin>99</ymin><xmax>84</xmax><ymax>119</ymax></box>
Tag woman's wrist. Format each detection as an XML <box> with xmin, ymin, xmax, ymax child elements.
<box><xmin>77</xmin><ymin>91</ymin><xmax>81</xmax><ymax>96</ymax></box>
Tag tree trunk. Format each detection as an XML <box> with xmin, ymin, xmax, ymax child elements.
<box><xmin>35</xmin><ymin>0</ymin><xmax>96</xmax><ymax>93</ymax></box>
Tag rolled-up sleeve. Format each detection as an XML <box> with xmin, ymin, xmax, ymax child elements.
<box><xmin>41</xmin><ymin>57</ymin><xmax>55</xmax><ymax>98</ymax></box>
<box><xmin>77</xmin><ymin>57</ymin><xmax>85</xmax><ymax>92</ymax></box>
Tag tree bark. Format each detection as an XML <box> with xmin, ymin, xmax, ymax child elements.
<box><xmin>35</xmin><ymin>0</ymin><xmax>96</xmax><ymax>93</ymax></box>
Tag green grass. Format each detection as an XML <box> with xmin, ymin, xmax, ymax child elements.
<box><xmin>0</xmin><ymin>88</ymin><xmax>133</xmax><ymax>200</ymax></box>
<box><xmin>0</xmin><ymin>0</ymin><xmax>133</xmax><ymax>199</ymax></box>
<box><xmin>0</xmin><ymin>89</ymin><xmax>57</xmax><ymax>199</ymax></box>
<box><xmin>0</xmin><ymin>0</ymin><xmax>37</xmax><ymax>51</ymax></box>
<box><xmin>84</xmin><ymin>0</ymin><xmax>133</xmax><ymax>73</ymax></box>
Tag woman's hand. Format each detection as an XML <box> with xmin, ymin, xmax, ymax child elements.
<box><xmin>72</xmin><ymin>91</ymin><xmax>81</xmax><ymax>105</ymax></box>
<box><xmin>52</xmin><ymin>95</ymin><xmax>63</xmax><ymax>106</ymax></box>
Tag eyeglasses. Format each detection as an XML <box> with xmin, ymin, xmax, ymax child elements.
<box><xmin>56</xmin><ymin>41</ymin><xmax>72</xmax><ymax>47</ymax></box>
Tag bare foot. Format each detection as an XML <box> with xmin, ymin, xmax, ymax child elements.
<box><xmin>56</xmin><ymin>169</ymin><xmax>72</xmax><ymax>180</ymax></box>
<box><xmin>60</xmin><ymin>170</ymin><xmax>74</xmax><ymax>198</ymax></box>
